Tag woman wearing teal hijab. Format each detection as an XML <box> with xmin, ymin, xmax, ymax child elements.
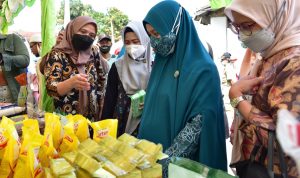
<box><xmin>138</xmin><ymin>0</ymin><xmax>227</xmax><ymax>175</ymax></box>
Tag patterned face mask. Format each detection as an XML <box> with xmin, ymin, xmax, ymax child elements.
<box><xmin>150</xmin><ymin>6</ymin><xmax>182</xmax><ymax>57</ymax></box>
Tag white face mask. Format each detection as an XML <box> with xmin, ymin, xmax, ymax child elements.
<box><xmin>126</xmin><ymin>44</ymin><xmax>146</xmax><ymax>60</ymax></box>
<box><xmin>239</xmin><ymin>29</ymin><xmax>275</xmax><ymax>53</ymax></box>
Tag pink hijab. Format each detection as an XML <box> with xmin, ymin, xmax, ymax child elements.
<box><xmin>225</xmin><ymin>0</ymin><xmax>300</xmax><ymax>58</ymax></box>
<box><xmin>54</xmin><ymin>16</ymin><xmax>97</xmax><ymax>64</ymax></box>
<box><xmin>54</xmin><ymin>16</ymin><xmax>97</xmax><ymax>115</ymax></box>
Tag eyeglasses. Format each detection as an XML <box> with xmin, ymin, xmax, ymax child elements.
<box><xmin>229</xmin><ymin>22</ymin><xmax>256</xmax><ymax>36</ymax></box>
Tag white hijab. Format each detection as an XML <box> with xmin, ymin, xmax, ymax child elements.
<box><xmin>115</xmin><ymin>21</ymin><xmax>152</xmax><ymax>95</ymax></box>
<box><xmin>225</xmin><ymin>0</ymin><xmax>300</xmax><ymax>58</ymax></box>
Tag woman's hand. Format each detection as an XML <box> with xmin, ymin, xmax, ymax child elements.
<box><xmin>57</xmin><ymin>73</ymin><xmax>90</xmax><ymax>96</ymax></box>
<box><xmin>71</xmin><ymin>74</ymin><xmax>90</xmax><ymax>91</ymax></box>
<box><xmin>229</xmin><ymin>76</ymin><xmax>264</xmax><ymax>99</ymax></box>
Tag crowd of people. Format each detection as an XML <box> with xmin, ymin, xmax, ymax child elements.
<box><xmin>0</xmin><ymin>0</ymin><xmax>299</xmax><ymax>177</ymax></box>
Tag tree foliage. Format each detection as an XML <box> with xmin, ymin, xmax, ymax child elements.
<box><xmin>57</xmin><ymin>0</ymin><xmax>129</xmax><ymax>41</ymax></box>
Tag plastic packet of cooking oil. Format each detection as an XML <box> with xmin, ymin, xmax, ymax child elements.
<box><xmin>22</xmin><ymin>118</ymin><xmax>40</xmax><ymax>137</ymax></box>
<box><xmin>44</xmin><ymin>112</ymin><xmax>63</xmax><ymax>149</ymax></box>
<box><xmin>14</xmin><ymin>131</ymin><xmax>43</xmax><ymax>178</ymax></box>
<box><xmin>0</xmin><ymin>116</ymin><xmax>20</xmax><ymax>177</ymax></box>
<box><xmin>90</xmin><ymin>119</ymin><xmax>118</xmax><ymax>143</ymax></box>
<box><xmin>69</xmin><ymin>114</ymin><xmax>90</xmax><ymax>142</ymax></box>
<box><xmin>58</xmin><ymin>122</ymin><xmax>80</xmax><ymax>154</ymax></box>
<box><xmin>38</xmin><ymin>134</ymin><xmax>58</xmax><ymax>167</ymax></box>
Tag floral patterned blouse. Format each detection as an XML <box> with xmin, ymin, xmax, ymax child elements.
<box><xmin>44</xmin><ymin>46</ymin><xmax>107</xmax><ymax>121</ymax></box>
<box><xmin>239</xmin><ymin>46</ymin><xmax>300</xmax><ymax>178</ymax></box>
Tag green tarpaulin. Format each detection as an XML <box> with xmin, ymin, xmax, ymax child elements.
<box><xmin>39</xmin><ymin>0</ymin><xmax>56</xmax><ymax>112</ymax></box>
<box><xmin>210</xmin><ymin>0</ymin><xmax>232</xmax><ymax>10</ymax></box>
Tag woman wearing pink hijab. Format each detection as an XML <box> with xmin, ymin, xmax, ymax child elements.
<box><xmin>44</xmin><ymin>16</ymin><xmax>107</xmax><ymax>121</ymax></box>
<box><xmin>225</xmin><ymin>0</ymin><xmax>300</xmax><ymax>177</ymax></box>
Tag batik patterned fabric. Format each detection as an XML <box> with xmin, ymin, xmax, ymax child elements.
<box><xmin>159</xmin><ymin>114</ymin><xmax>203</xmax><ymax>178</ymax></box>
<box><xmin>239</xmin><ymin>46</ymin><xmax>300</xmax><ymax>178</ymax></box>
<box><xmin>44</xmin><ymin>46</ymin><xmax>106</xmax><ymax>121</ymax></box>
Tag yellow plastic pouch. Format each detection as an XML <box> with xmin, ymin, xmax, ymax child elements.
<box><xmin>44</xmin><ymin>113</ymin><xmax>63</xmax><ymax>149</ymax></box>
<box><xmin>38</xmin><ymin>134</ymin><xmax>58</xmax><ymax>167</ymax></box>
<box><xmin>58</xmin><ymin>122</ymin><xmax>80</xmax><ymax>154</ymax></box>
<box><xmin>34</xmin><ymin>166</ymin><xmax>44</xmax><ymax>178</ymax></box>
<box><xmin>91</xmin><ymin>119</ymin><xmax>118</xmax><ymax>143</ymax></box>
<box><xmin>0</xmin><ymin>128</ymin><xmax>8</xmax><ymax>163</ymax></box>
<box><xmin>0</xmin><ymin>116</ymin><xmax>20</xmax><ymax>178</ymax></box>
<box><xmin>13</xmin><ymin>142</ymin><xmax>35</xmax><ymax>178</ymax></box>
<box><xmin>14</xmin><ymin>132</ymin><xmax>43</xmax><ymax>178</ymax></box>
<box><xmin>0</xmin><ymin>138</ymin><xmax>19</xmax><ymax>178</ymax></box>
<box><xmin>71</xmin><ymin>114</ymin><xmax>90</xmax><ymax>142</ymax></box>
<box><xmin>22</xmin><ymin>118</ymin><xmax>41</xmax><ymax>138</ymax></box>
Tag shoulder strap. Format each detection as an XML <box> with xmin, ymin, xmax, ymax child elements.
<box><xmin>277</xmin><ymin>139</ymin><xmax>288</xmax><ymax>178</ymax></box>
<box><xmin>268</xmin><ymin>131</ymin><xmax>275</xmax><ymax>178</ymax></box>
<box><xmin>267</xmin><ymin>131</ymin><xmax>288</xmax><ymax>178</ymax></box>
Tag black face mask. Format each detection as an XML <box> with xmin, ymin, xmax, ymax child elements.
<box><xmin>71</xmin><ymin>34</ymin><xmax>94</xmax><ymax>51</ymax></box>
<box><xmin>100</xmin><ymin>46</ymin><xmax>111</xmax><ymax>54</ymax></box>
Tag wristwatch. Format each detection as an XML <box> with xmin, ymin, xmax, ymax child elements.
<box><xmin>230</xmin><ymin>95</ymin><xmax>246</xmax><ymax>108</ymax></box>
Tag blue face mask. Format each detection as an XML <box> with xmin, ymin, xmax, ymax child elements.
<box><xmin>150</xmin><ymin>7</ymin><xmax>182</xmax><ymax>57</ymax></box>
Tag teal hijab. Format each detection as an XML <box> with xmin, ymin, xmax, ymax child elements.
<box><xmin>138</xmin><ymin>0</ymin><xmax>227</xmax><ymax>171</ymax></box>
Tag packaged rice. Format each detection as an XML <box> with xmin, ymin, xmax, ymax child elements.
<box><xmin>74</xmin><ymin>151</ymin><xmax>102</xmax><ymax>174</ymax></box>
<box><xmin>50</xmin><ymin>158</ymin><xmax>75</xmax><ymax>176</ymax></box>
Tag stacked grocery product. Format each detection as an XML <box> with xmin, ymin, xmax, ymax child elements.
<box><xmin>0</xmin><ymin>113</ymin><xmax>163</xmax><ymax>178</ymax></box>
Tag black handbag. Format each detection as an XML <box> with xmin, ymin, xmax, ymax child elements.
<box><xmin>231</xmin><ymin>131</ymin><xmax>288</xmax><ymax>178</ymax></box>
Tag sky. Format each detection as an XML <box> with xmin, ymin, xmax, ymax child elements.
<box><xmin>9</xmin><ymin>0</ymin><xmax>209</xmax><ymax>32</ymax></box>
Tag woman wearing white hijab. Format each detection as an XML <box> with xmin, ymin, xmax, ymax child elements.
<box><xmin>225</xmin><ymin>0</ymin><xmax>300</xmax><ymax>177</ymax></box>
<box><xmin>101</xmin><ymin>21</ymin><xmax>152</xmax><ymax>136</ymax></box>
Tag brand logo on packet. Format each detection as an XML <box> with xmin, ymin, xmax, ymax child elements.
<box><xmin>0</xmin><ymin>129</ymin><xmax>8</xmax><ymax>149</ymax></box>
<box><xmin>34</xmin><ymin>167</ymin><xmax>43</xmax><ymax>177</ymax></box>
<box><xmin>64</xmin><ymin>135</ymin><xmax>73</xmax><ymax>143</ymax></box>
<box><xmin>74</xmin><ymin>122</ymin><xmax>79</xmax><ymax>132</ymax></box>
<box><xmin>97</xmin><ymin>128</ymin><xmax>109</xmax><ymax>138</ymax></box>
